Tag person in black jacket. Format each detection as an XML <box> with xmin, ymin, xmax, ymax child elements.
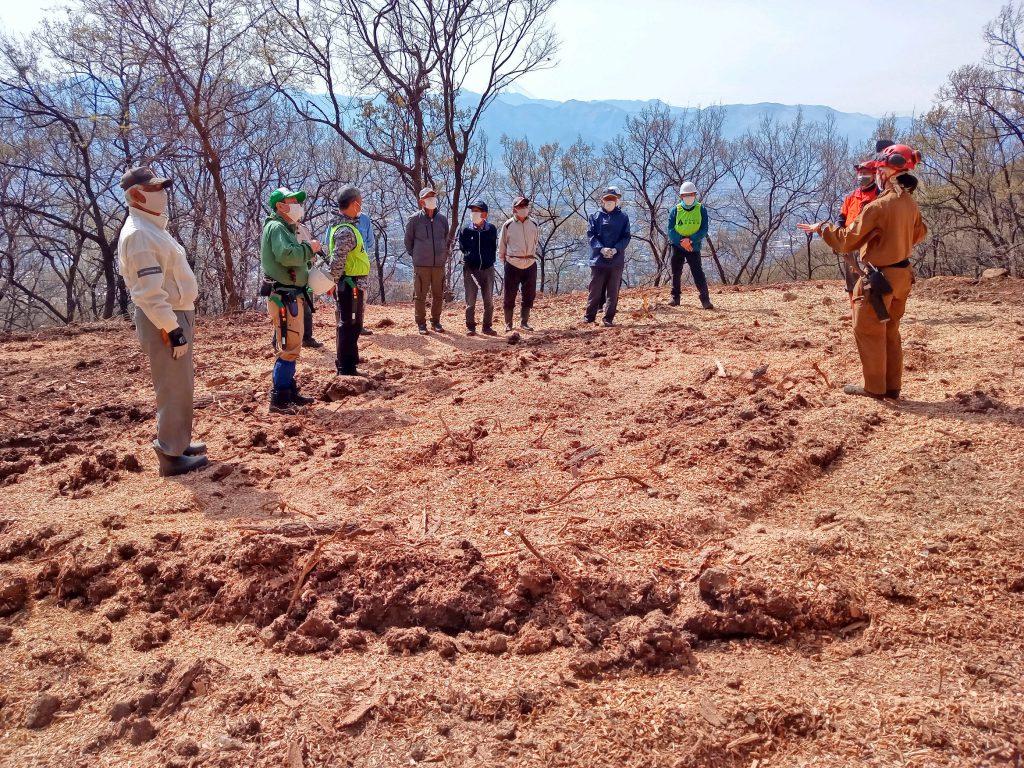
<box><xmin>458</xmin><ymin>199</ymin><xmax>499</xmax><ymax>336</ymax></box>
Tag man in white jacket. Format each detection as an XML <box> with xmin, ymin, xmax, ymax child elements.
<box><xmin>117</xmin><ymin>166</ymin><xmax>208</xmax><ymax>477</ymax></box>
<box><xmin>498</xmin><ymin>196</ymin><xmax>540</xmax><ymax>332</ymax></box>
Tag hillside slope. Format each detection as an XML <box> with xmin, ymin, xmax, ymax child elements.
<box><xmin>1</xmin><ymin>279</ymin><xmax>1023</xmax><ymax>767</ymax></box>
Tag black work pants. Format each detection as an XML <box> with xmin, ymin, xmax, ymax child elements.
<box><xmin>670</xmin><ymin>246</ymin><xmax>710</xmax><ymax>304</ymax></box>
<box><xmin>335</xmin><ymin>280</ymin><xmax>365</xmax><ymax>375</ymax></box>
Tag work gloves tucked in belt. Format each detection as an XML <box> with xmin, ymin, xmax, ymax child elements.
<box><xmin>162</xmin><ymin>327</ymin><xmax>189</xmax><ymax>360</ymax></box>
<box><xmin>600</xmin><ymin>247</ymin><xmax>616</xmax><ymax>258</ymax></box>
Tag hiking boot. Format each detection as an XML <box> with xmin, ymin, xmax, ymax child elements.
<box><xmin>301</xmin><ymin>337</ymin><xmax>324</xmax><ymax>349</ymax></box>
<box><xmin>582</xmin><ymin>317</ymin><xmax>595</xmax><ymax>325</ymax></box>
<box><xmin>885</xmin><ymin>389</ymin><xmax>901</xmax><ymax>400</ymax></box>
<box><xmin>359</xmin><ymin>328</ymin><xmax>373</xmax><ymax>336</ymax></box>
<box><xmin>669</xmin><ymin>297</ymin><xmax>680</xmax><ymax>306</ymax></box>
<box><xmin>153</xmin><ymin>447</ymin><xmax>208</xmax><ymax>478</ymax></box>
<box><xmin>290</xmin><ymin>385</ymin><xmax>315</xmax><ymax>406</ymax></box>
<box><xmin>520</xmin><ymin>321</ymin><xmax>534</xmax><ymax>331</ymax></box>
<box><xmin>504</xmin><ymin>322</ymin><xmax>514</xmax><ymax>333</ymax></box>
<box><xmin>269</xmin><ymin>388</ymin><xmax>299</xmax><ymax>415</ymax></box>
<box><xmin>466</xmin><ymin>327</ymin><xmax>477</xmax><ymax>336</ymax></box>
<box><xmin>431</xmin><ymin>322</ymin><xmax>445</xmax><ymax>333</ymax></box>
<box><xmin>482</xmin><ymin>326</ymin><xmax>498</xmax><ymax>336</ymax></box>
<box><xmin>842</xmin><ymin>384</ymin><xmax>884</xmax><ymax>399</ymax></box>
<box><xmin>701</xmin><ymin>299</ymin><xmax>715</xmax><ymax>310</ymax></box>
<box><xmin>183</xmin><ymin>442</ymin><xmax>207</xmax><ymax>456</ymax></box>
<box><xmin>602</xmin><ymin>318</ymin><xmax>614</xmax><ymax>327</ymax></box>
<box><xmin>417</xmin><ymin>324</ymin><xmax>428</xmax><ymax>335</ymax></box>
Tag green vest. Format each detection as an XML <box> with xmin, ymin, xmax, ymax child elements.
<box><xmin>674</xmin><ymin>202</ymin><xmax>703</xmax><ymax>237</ymax></box>
<box><xmin>328</xmin><ymin>222</ymin><xmax>370</xmax><ymax>279</ymax></box>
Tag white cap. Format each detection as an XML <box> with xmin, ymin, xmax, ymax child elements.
<box><xmin>679</xmin><ymin>181</ymin><xmax>698</xmax><ymax>196</ymax></box>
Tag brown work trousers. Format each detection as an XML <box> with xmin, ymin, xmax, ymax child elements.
<box><xmin>852</xmin><ymin>265</ymin><xmax>913</xmax><ymax>395</ymax></box>
<box><xmin>268</xmin><ymin>293</ymin><xmax>304</xmax><ymax>363</ymax></box>
<box><xmin>414</xmin><ymin>265</ymin><xmax>445</xmax><ymax>325</ymax></box>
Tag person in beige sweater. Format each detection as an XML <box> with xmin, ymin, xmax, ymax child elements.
<box><xmin>498</xmin><ymin>196</ymin><xmax>540</xmax><ymax>332</ymax></box>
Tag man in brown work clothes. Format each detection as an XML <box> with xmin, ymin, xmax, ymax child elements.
<box><xmin>799</xmin><ymin>143</ymin><xmax>927</xmax><ymax>400</ymax></box>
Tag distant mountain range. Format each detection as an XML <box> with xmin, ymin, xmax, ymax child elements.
<box><xmin>472</xmin><ymin>92</ymin><xmax>912</xmax><ymax>156</ymax></box>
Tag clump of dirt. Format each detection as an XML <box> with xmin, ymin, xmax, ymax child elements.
<box><xmin>569</xmin><ymin>611</ymin><xmax>698</xmax><ymax>679</ymax></box>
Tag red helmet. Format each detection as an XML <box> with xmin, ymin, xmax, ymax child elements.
<box><xmin>868</xmin><ymin>144</ymin><xmax>922</xmax><ymax>171</ymax></box>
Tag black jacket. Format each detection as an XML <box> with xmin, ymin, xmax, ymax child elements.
<box><xmin>458</xmin><ymin>222</ymin><xmax>498</xmax><ymax>270</ymax></box>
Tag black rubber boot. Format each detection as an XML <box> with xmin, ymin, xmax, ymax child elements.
<box><xmin>153</xmin><ymin>447</ymin><xmax>208</xmax><ymax>478</ymax></box>
<box><xmin>269</xmin><ymin>389</ymin><xmax>299</xmax><ymax>415</ymax></box>
<box><xmin>184</xmin><ymin>442</ymin><xmax>207</xmax><ymax>456</ymax></box>
<box><xmin>520</xmin><ymin>309</ymin><xmax>533</xmax><ymax>332</ymax></box>
<box><xmin>290</xmin><ymin>385</ymin><xmax>315</xmax><ymax>407</ymax></box>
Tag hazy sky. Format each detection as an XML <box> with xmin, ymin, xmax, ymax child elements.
<box><xmin>0</xmin><ymin>0</ymin><xmax>1008</xmax><ymax>116</ymax></box>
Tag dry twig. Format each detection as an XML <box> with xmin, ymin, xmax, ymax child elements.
<box><xmin>525</xmin><ymin>474</ymin><xmax>653</xmax><ymax>513</ymax></box>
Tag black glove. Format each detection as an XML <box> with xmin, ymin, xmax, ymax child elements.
<box><xmin>167</xmin><ymin>327</ymin><xmax>189</xmax><ymax>360</ymax></box>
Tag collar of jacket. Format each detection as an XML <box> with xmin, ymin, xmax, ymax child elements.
<box><xmin>129</xmin><ymin>206</ymin><xmax>169</xmax><ymax>230</ymax></box>
<box><xmin>266</xmin><ymin>212</ymin><xmax>298</xmax><ymax>231</ymax></box>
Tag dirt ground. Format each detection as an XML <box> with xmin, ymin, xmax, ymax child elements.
<box><xmin>1</xmin><ymin>277</ymin><xmax>1023</xmax><ymax>768</ymax></box>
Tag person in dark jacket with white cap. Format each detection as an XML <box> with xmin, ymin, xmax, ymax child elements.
<box><xmin>117</xmin><ymin>166</ymin><xmax>208</xmax><ymax>477</ymax></box>
<box><xmin>405</xmin><ymin>187</ymin><xmax>449</xmax><ymax>334</ymax></box>
<box><xmin>584</xmin><ymin>186</ymin><xmax>631</xmax><ymax>326</ymax></box>
<box><xmin>458</xmin><ymin>199</ymin><xmax>498</xmax><ymax>336</ymax></box>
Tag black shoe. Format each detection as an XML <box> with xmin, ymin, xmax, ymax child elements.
<box><xmin>885</xmin><ymin>390</ymin><xmax>901</xmax><ymax>400</ymax></box>
<box><xmin>582</xmin><ymin>317</ymin><xmax>595</xmax><ymax>325</ymax></box>
<box><xmin>701</xmin><ymin>300</ymin><xmax>715</xmax><ymax>310</ymax></box>
<box><xmin>466</xmin><ymin>327</ymin><xmax>477</xmax><ymax>336</ymax></box>
<box><xmin>504</xmin><ymin>323</ymin><xmax>514</xmax><ymax>333</ymax></box>
<box><xmin>184</xmin><ymin>442</ymin><xmax>207</xmax><ymax>456</ymax></box>
<box><xmin>602</xmin><ymin>319</ymin><xmax>614</xmax><ymax>327</ymax></box>
<box><xmin>337</xmin><ymin>368</ymin><xmax>359</xmax><ymax>377</ymax></box>
<box><xmin>520</xmin><ymin>322</ymin><xmax>534</xmax><ymax>331</ymax></box>
<box><xmin>669</xmin><ymin>297</ymin><xmax>680</xmax><ymax>306</ymax></box>
<box><xmin>270</xmin><ymin>388</ymin><xmax>299</xmax><ymax>414</ymax></box>
<box><xmin>482</xmin><ymin>327</ymin><xmax>498</xmax><ymax>336</ymax></box>
<box><xmin>153</xmin><ymin>447</ymin><xmax>208</xmax><ymax>477</ymax></box>
<box><xmin>359</xmin><ymin>329</ymin><xmax>373</xmax><ymax>336</ymax></box>
<box><xmin>418</xmin><ymin>324</ymin><xmax>428</xmax><ymax>335</ymax></box>
<box><xmin>290</xmin><ymin>385</ymin><xmax>316</xmax><ymax>406</ymax></box>
<box><xmin>302</xmin><ymin>337</ymin><xmax>324</xmax><ymax>349</ymax></box>
<box><xmin>431</xmin><ymin>322</ymin><xmax>445</xmax><ymax>333</ymax></box>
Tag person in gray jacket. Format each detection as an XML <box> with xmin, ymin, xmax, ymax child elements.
<box><xmin>405</xmin><ymin>187</ymin><xmax>449</xmax><ymax>334</ymax></box>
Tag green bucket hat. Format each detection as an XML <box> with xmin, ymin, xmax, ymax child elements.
<box><xmin>268</xmin><ymin>186</ymin><xmax>307</xmax><ymax>208</ymax></box>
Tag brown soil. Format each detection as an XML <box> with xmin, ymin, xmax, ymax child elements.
<box><xmin>1</xmin><ymin>278</ymin><xmax>1023</xmax><ymax>767</ymax></box>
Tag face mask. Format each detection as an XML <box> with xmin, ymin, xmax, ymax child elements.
<box><xmin>471</xmin><ymin>212</ymin><xmax>483</xmax><ymax>225</ymax></box>
<box><xmin>602</xmin><ymin>200</ymin><xmax>617</xmax><ymax>212</ymax></box>
<box><xmin>515</xmin><ymin>206</ymin><xmax>529</xmax><ymax>218</ymax></box>
<box><xmin>137</xmin><ymin>188</ymin><xmax>168</xmax><ymax>215</ymax></box>
<box><xmin>857</xmin><ymin>175</ymin><xmax>874</xmax><ymax>190</ymax></box>
<box><xmin>423</xmin><ymin>198</ymin><xmax>438</xmax><ymax>210</ymax></box>
<box><xmin>286</xmin><ymin>203</ymin><xmax>304</xmax><ymax>222</ymax></box>
<box><xmin>681</xmin><ymin>196</ymin><xmax>696</xmax><ymax>208</ymax></box>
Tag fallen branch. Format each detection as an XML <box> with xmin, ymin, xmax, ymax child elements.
<box><xmin>286</xmin><ymin>527</ymin><xmax>365</xmax><ymax>614</ymax></box>
<box><xmin>525</xmin><ymin>474</ymin><xmax>653</xmax><ymax>513</ymax></box>
<box><xmin>157</xmin><ymin>659</ymin><xmax>206</xmax><ymax>718</ymax></box>
<box><xmin>530</xmin><ymin>422</ymin><xmax>551</xmax><ymax>448</ymax></box>
<box><xmin>812</xmin><ymin>361</ymin><xmax>832</xmax><ymax>388</ymax></box>
<box><xmin>516</xmin><ymin>531</ymin><xmax>581</xmax><ymax>599</ymax></box>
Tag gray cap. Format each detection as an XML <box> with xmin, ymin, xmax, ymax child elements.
<box><xmin>120</xmin><ymin>166</ymin><xmax>171</xmax><ymax>191</ymax></box>
<box><xmin>601</xmin><ymin>185</ymin><xmax>622</xmax><ymax>199</ymax></box>
<box><xmin>418</xmin><ymin>187</ymin><xmax>436</xmax><ymax>200</ymax></box>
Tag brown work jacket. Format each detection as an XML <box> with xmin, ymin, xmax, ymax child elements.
<box><xmin>821</xmin><ymin>184</ymin><xmax>928</xmax><ymax>267</ymax></box>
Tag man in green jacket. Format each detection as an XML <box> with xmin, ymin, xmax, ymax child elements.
<box><xmin>327</xmin><ymin>185</ymin><xmax>372</xmax><ymax>376</ymax></box>
<box><xmin>260</xmin><ymin>186</ymin><xmax>321</xmax><ymax>414</ymax></box>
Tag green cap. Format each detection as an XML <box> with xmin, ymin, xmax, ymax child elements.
<box><xmin>268</xmin><ymin>186</ymin><xmax>307</xmax><ymax>208</ymax></box>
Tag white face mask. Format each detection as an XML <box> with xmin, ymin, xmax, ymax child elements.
<box><xmin>136</xmin><ymin>188</ymin><xmax>168</xmax><ymax>215</ymax></box>
<box><xmin>471</xmin><ymin>212</ymin><xmax>483</xmax><ymax>224</ymax></box>
<box><xmin>602</xmin><ymin>200</ymin><xmax>617</xmax><ymax>212</ymax></box>
<box><xmin>681</xmin><ymin>195</ymin><xmax>697</xmax><ymax>208</ymax></box>
<box><xmin>286</xmin><ymin>203</ymin><xmax>304</xmax><ymax>222</ymax></box>
<box><xmin>423</xmin><ymin>198</ymin><xmax>438</xmax><ymax>210</ymax></box>
<box><xmin>514</xmin><ymin>206</ymin><xmax>529</xmax><ymax>218</ymax></box>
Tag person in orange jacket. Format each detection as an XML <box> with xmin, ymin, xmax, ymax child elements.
<box><xmin>836</xmin><ymin>163</ymin><xmax>880</xmax><ymax>307</ymax></box>
<box><xmin>799</xmin><ymin>144</ymin><xmax>927</xmax><ymax>400</ymax></box>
